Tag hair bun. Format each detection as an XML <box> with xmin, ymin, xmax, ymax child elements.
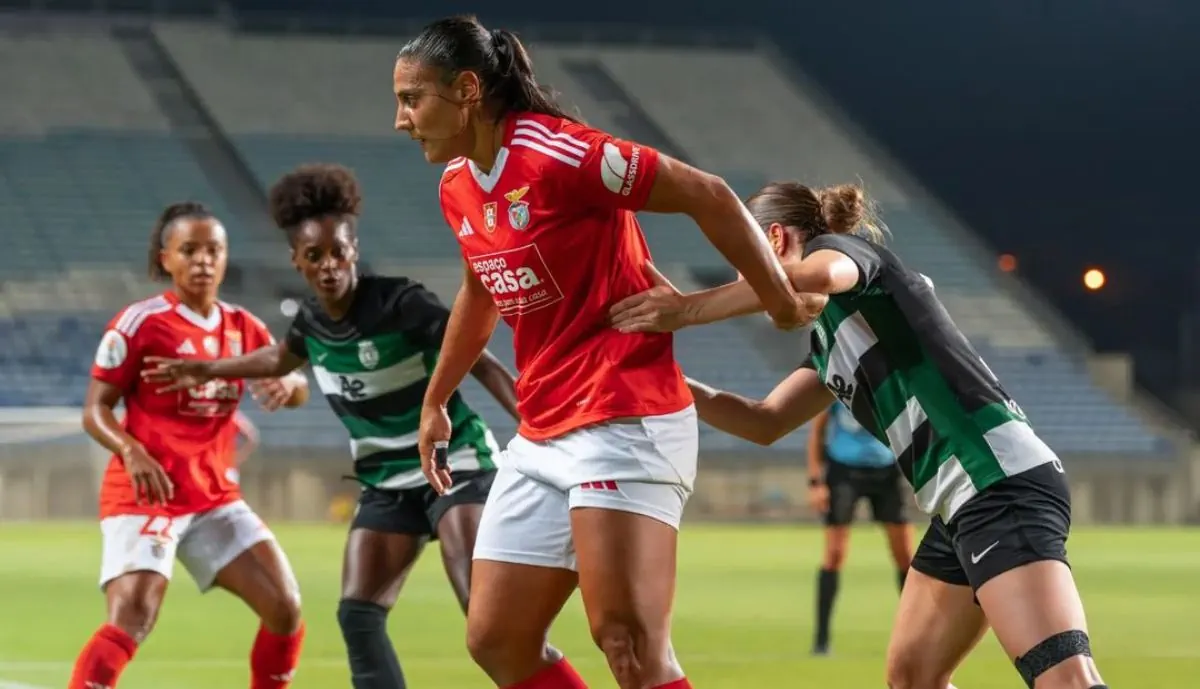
<box><xmin>818</xmin><ymin>184</ymin><xmax>865</xmax><ymax>235</ymax></box>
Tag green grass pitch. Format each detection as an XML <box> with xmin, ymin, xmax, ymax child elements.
<box><xmin>0</xmin><ymin>523</ymin><xmax>1194</xmax><ymax>687</ymax></box>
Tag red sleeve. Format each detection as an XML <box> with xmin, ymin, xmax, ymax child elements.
<box><xmin>90</xmin><ymin>312</ymin><xmax>142</xmax><ymax>392</ymax></box>
<box><xmin>240</xmin><ymin>309</ymin><xmax>275</xmax><ymax>352</ymax></box>
<box><xmin>536</xmin><ymin>122</ymin><xmax>660</xmax><ymax>212</ymax></box>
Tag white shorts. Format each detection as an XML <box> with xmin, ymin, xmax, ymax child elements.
<box><xmin>99</xmin><ymin>500</ymin><xmax>277</xmax><ymax>592</ymax></box>
<box><xmin>473</xmin><ymin>405</ymin><xmax>698</xmax><ymax>571</ymax></box>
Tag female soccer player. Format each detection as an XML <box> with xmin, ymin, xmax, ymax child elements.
<box><xmin>395</xmin><ymin>15</ymin><xmax>806</xmax><ymax>689</ymax></box>
<box><xmin>609</xmin><ymin>181</ymin><xmax>1108</xmax><ymax>689</ymax></box>
<box><xmin>143</xmin><ymin>163</ymin><xmax>524</xmax><ymax>689</ymax></box>
<box><xmin>807</xmin><ymin>402</ymin><xmax>913</xmax><ymax>656</ymax></box>
<box><xmin>72</xmin><ymin>202</ymin><xmax>308</xmax><ymax>689</ymax></box>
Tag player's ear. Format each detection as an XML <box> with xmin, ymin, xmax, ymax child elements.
<box><xmin>454</xmin><ymin>70</ymin><xmax>481</xmax><ymax>105</ymax></box>
<box><xmin>767</xmin><ymin>223</ymin><xmax>788</xmax><ymax>255</ymax></box>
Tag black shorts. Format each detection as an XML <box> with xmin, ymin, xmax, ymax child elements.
<box><xmin>824</xmin><ymin>460</ymin><xmax>909</xmax><ymax>526</ymax></box>
<box><xmin>911</xmin><ymin>462</ymin><xmax>1071</xmax><ymax>592</ymax></box>
<box><xmin>350</xmin><ymin>470</ymin><xmax>495</xmax><ymax>540</ymax></box>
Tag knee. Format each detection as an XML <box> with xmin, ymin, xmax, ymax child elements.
<box><xmin>466</xmin><ymin>614</ymin><xmax>520</xmax><ymax>671</ymax></box>
<box><xmin>885</xmin><ymin>650</ymin><xmax>951</xmax><ymax>689</ymax></box>
<box><xmin>109</xmin><ymin>594</ymin><xmax>162</xmax><ymax>643</ymax></box>
<box><xmin>337</xmin><ymin>599</ymin><xmax>388</xmax><ymax>635</ymax></box>
<box><xmin>589</xmin><ymin>616</ymin><xmax>670</xmax><ymax>678</ymax></box>
<box><xmin>260</xmin><ymin>590</ymin><xmax>303</xmax><ymax>635</ymax></box>
<box><xmin>824</xmin><ymin>543</ymin><xmax>848</xmax><ymax>570</ymax></box>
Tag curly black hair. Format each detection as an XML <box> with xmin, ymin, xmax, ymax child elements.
<box><xmin>268</xmin><ymin>163</ymin><xmax>363</xmax><ymax>242</ymax></box>
<box><xmin>148</xmin><ymin>201</ymin><xmax>213</xmax><ymax>280</ymax></box>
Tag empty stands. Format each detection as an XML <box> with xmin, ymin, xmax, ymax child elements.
<box><xmin>0</xmin><ymin>23</ymin><xmax>1179</xmax><ymax>460</ymax></box>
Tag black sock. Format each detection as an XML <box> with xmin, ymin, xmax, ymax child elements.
<box><xmin>338</xmin><ymin>598</ymin><xmax>406</xmax><ymax>689</ymax></box>
<box><xmin>815</xmin><ymin>568</ymin><xmax>839</xmax><ymax>649</ymax></box>
<box><xmin>897</xmin><ymin>568</ymin><xmax>907</xmax><ymax>591</ymax></box>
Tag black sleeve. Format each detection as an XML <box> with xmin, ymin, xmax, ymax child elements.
<box><xmin>388</xmin><ymin>281</ymin><xmax>452</xmax><ymax>349</ymax></box>
<box><xmin>798</xmin><ymin>355</ymin><xmax>816</xmax><ymax>370</ymax></box>
<box><xmin>284</xmin><ymin>312</ymin><xmax>309</xmax><ymax>359</ymax></box>
<box><xmin>803</xmin><ymin>233</ymin><xmax>882</xmax><ymax>292</ymax></box>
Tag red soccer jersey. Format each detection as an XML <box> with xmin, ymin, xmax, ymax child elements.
<box><xmin>439</xmin><ymin>112</ymin><xmax>693</xmax><ymax>440</ymax></box>
<box><xmin>90</xmin><ymin>291</ymin><xmax>274</xmax><ymax>518</ymax></box>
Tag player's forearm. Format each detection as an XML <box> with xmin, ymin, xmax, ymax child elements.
<box><xmin>207</xmin><ymin>344</ymin><xmax>302</xmax><ymax>380</ymax></box>
<box><xmin>425</xmin><ymin>286</ymin><xmax>498</xmax><ymax>409</ymax></box>
<box><xmin>681</xmin><ymin>282</ymin><xmax>827</xmax><ymax>328</ymax></box>
<box><xmin>471</xmin><ymin>350</ymin><xmax>520</xmax><ymax>421</ymax></box>
<box><xmin>686</xmin><ymin>377</ymin><xmax>784</xmax><ymax>446</ymax></box>
<box><xmin>806</xmin><ymin>414</ymin><xmax>829</xmax><ymax>478</ymax></box>
<box><xmin>806</xmin><ymin>441</ymin><xmax>826</xmax><ymax>480</ymax></box>
<box><xmin>82</xmin><ymin>404</ymin><xmax>140</xmax><ymax>457</ymax></box>
<box><xmin>688</xmin><ymin>181</ymin><xmax>797</xmax><ymax>316</ymax></box>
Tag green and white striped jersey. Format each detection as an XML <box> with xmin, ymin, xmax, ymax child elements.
<box><xmin>285</xmin><ymin>275</ymin><xmax>497</xmax><ymax>490</ymax></box>
<box><xmin>800</xmin><ymin>234</ymin><xmax>1059</xmax><ymax>521</ymax></box>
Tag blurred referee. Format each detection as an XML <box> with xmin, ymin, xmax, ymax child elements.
<box><xmin>807</xmin><ymin>402</ymin><xmax>914</xmax><ymax>655</ymax></box>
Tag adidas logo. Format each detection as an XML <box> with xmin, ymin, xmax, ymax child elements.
<box><xmin>458</xmin><ymin>218</ymin><xmax>475</xmax><ymax>237</ymax></box>
<box><xmin>176</xmin><ymin>339</ymin><xmax>196</xmax><ymax>355</ymax></box>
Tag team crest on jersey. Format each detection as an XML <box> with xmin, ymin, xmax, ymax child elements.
<box><xmin>482</xmin><ymin>202</ymin><xmax>498</xmax><ymax>233</ymax></box>
<box><xmin>358</xmin><ymin>340</ymin><xmax>379</xmax><ymax>369</ymax></box>
<box><xmin>504</xmin><ymin>186</ymin><xmax>531</xmax><ymax>230</ymax></box>
<box><xmin>225</xmin><ymin>330</ymin><xmax>242</xmax><ymax>357</ymax></box>
<box><xmin>203</xmin><ymin>335</ymin><xmax>220</xmax><ymax>357</ymax></box>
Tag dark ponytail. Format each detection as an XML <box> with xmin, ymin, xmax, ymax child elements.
<box><xmin>148</xmin><ymin>201</ymin><xmax>212</xmax><ymax>280</ymax></box>
<box><xmin>398</xmin><ymin>15</ymin><xmax>577</xmax><ymax>122</ymax></box>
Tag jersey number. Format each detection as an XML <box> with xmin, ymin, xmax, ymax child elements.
<box><xmin>339</xmin><ymin>376</ymin><xmax>366</xmax><ymax>400</ymax></box>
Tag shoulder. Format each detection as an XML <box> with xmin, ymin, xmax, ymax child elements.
<box><xmin>108</xmin><ymin>294</ymin><xmax>173</xmax><ymax>339</ymax></box>
<box><xmin>803</xmin><ymin>233</ymin><xmax>877</xmax><ymax>258</ymax></box>
<box><xmin>360</xmin><ymin>274</ymin><xmax>422</xmax><ymax>301</ymax></box>
<box><xmin>509</xmin><ymin>113</ymin><xmax>602</xmax><ymax>171</ymax></box>
<box><xmin>441</xmin><ymin>157</ymin><xmax>470</xmax><ymax>189</ymax></box>
<box><xmin>218</xmin><ymin>300</ymin><xmax>270</xmax><ymax>332</ymax></box>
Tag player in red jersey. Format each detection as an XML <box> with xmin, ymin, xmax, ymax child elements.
<box><xmin>394</xmin><ymin>16</ymin><xmax>806</xmax><ymax>689</ymax></box>
<box><xmin>68</xmin><ymin>202</ymin><xmax>310</xmax><ymax>689</ymax></box>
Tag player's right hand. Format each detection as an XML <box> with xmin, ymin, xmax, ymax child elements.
<box><xmin>418</xmin><ymin>403</ymin><xmax>454</xmax><ymax>494</ymax></box>
<box><xmin>120</xmin><ymin>442</ymin><xmax>175</xmax><ymax>506</ymax></box>
<box><xmin>608</xmin><ymin>262</ymin><xmax>690</xmax><ymax>333</ymax></box>
<box><xmin>808</xmin><ymin>483</ymin><xmax>830</xmax><ymax>514</ymax></box>
<box><xmin>141</xmin><ymin>357</ymin><xmax>214</xmax><ymax>392</ymax></box>
<box><xmin>766</xmin><ymin>297</ymin><xmax>812</xmax><ymax>331</ymax></box>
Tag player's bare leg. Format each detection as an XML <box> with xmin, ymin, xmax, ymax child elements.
<box><xmin>883</xmin><ymin>522</ymin><xmax>915</xmax><ymax>587</ymax></box>
<box><xmin>572</xmin><ymin>507</ymin><xmax>687</xmax><ymax>689</ymax></box>
<box><xmin>976</xmin><ymin>561</ymin><xmax>1106</xmax><ymax>688</ymax></box>
<box><xmin>215</xmin><ymin>540</ymin><xmax>305</xmax><ymax>689</ymax></box>
<box><xmin>814</xmin><ymin>524</ymin><xmax>851</xmax><ymax>655</ymax></box>
<box><xmin>437</xmin><ymin>503</ymin><xmax>483</xmax><ymax>611</ymax></box>
<box><xmin>339</xmin><ymin>528</ymin><xmax>426</xmax><ymax>689</ymax></box>
<box><xmin>68</xmin><ymin>572</ymin><xmax>168</xmax><ymax>688</ymax></box>
<box><xmin>466</xmin><ymin>560</ymin><xmax>578</xmax><ymax>686</ymax></box>
<box><xmin>885</xmin><ymin>568</ymin><xmax>988</xmax><ymax>689</ymax></box>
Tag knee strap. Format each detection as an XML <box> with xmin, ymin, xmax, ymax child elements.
<box><xmin>1014</xmin><ymin>629</ymin><xmax>1092</xmax><ymax>689</ymax></box>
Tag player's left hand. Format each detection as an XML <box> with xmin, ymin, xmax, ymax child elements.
<box><xmin>142</xmin><ymin>357</ymin><xmax>214</xmax><ymax>392</ymax></box>
<box><xmin>609</xmin><ymin>262</ymin><xmax>690</xmax><ymax>333</ymax></box>
<box><xmin>418</xmin><ymin>402</ymin><xmax>454</xmax><ymax>494</ymax></box>
<box><xmin>250</xmin><ymin>378</ymin><xmax>294</xmax><ymax>412</ymax></box>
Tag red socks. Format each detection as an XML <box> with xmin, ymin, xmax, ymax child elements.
<box><xmin>68</xmin><ymin>624</ymin><xmax>138</xmax><ymax>689</ymax></box>
<box><xmin>249</xmin><ymin>623</ymin><xmax>306</xmax><ymax>689</ymax></box>
<box><xmin>505</xmin><ymin>658</ymin><xmax>589</xmax><ymax>688</ymax></box>
<box><xmin>652</xmin><ymin>680</ymin><xmax>693</xmax><ymax>689</ymax></box>
<box><xmin>68</xmin><ymin>621</ymin><xmax>304</xmax><ymax>689</ymax></box>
